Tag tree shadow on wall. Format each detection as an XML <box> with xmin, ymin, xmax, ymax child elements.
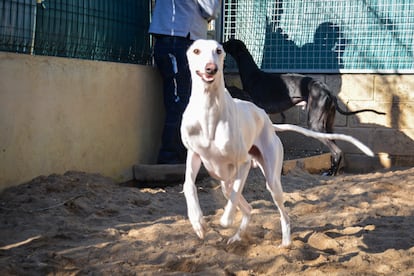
<box><xmin>262</xmin><ymin>21</ymin><xmax>346</xmax><ymax>71</ymax></box>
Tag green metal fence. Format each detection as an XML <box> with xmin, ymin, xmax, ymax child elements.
<box><xmin>0</xmin><ymin>0</ymin><xmax>36</xmax><ymax>54</ymax></box>
<box><xmin>3</xmin><ymin>1</ymin><xmax>413</xmax><ymax>70</ymax></box>
<box><xmin>222</xmin><ymin>0</ymin><xmax>414</xmax><ymax>73</ymax></box>
<box><xmin>0</xmin><ymin>0</ymin><xmax>151</xmax><ymax>64</ymax></box>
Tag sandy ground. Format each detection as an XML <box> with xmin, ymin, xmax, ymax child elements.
<box><xmin>1</xmin><ymin>166</ymin><xmax>413</xmax><ymax>275</ymax></box>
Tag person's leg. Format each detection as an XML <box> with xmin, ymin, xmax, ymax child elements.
<box><xmin>153</xmin><ymin>37</ymin><xmax>192</xmax><ymax>164</ymax></box>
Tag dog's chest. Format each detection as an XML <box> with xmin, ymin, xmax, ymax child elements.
<box><xmin>181</xmin><ymin>110</ymin><xmax>243</xmax><ymax>161</ymax></box>
<box><xmin>182</xmin><ymin>117</ymin><xmax>234</xmax><ymax>154</ymax></box>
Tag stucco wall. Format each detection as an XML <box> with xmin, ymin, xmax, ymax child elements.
<box><xmin>0</xmin><ymin>52</ymin><xmax>164</xmax><ymax>190</ymax></box>
<box><xmin>225</xmin><ymin>73</ymin><xmax>414</xmax><ymax>172</ymax></box>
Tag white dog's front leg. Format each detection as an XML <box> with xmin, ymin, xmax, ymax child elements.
<box><xmin>183</xmin><ymin>151</ymin><xmax>206</xmax><ymax>239</ymax></box>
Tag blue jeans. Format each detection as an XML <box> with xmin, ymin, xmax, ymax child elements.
<box><xmin>153</xmin><ymin>35</ymin><xmax>193</xmax><ymax>164</ymax></box>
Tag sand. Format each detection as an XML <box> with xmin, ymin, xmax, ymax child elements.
<box><xmin>1</xmin><ymin>167</ymin><xmax>413</xmax><ymax>275</ymax></box>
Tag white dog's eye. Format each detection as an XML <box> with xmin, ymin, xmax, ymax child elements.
<box><xmin>193</xmin><ymin>48</ymin><xmax>200</xmax><ymax>55</ymax></box>
<box><xmin>216</xmin><ymin>48</ymin><xmax>222</xmax><ymax>54</ymax></box>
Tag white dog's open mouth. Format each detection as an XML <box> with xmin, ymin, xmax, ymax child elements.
<box><xmin>196</xmin><ymin>71</ymin><xmax>215</xmax><ymax>83</ymax></box>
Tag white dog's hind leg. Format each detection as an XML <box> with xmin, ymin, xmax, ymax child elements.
<box><xmin>183</xmin><ymin>150</ymin><xmax>207</xmax><ymax>239</ymax></box>
<box><xmin>267</xmin><ymin>179</ymin><xmax>291</xmax><ymax>247</ymax></box>
<box><xmin>220</xmin><ymin>161</ymin><xmax>252</xmax><ymax>243</ymax></box>
<box><xmin>259</xmin><ymin>139</ymin><xmax>291</xmax><ymax>247</ymax></box>
<box><xmin>227</xmin><ymin>197</ymin><xmax>252</xmax><ymax>244</ymax></box>
<box><xmin>220</xmin><ymin>161</ymin><xmax>250</xmax><ymax>227</ymax></box>
<box><xmin>220</xmin><ymin>179</ymin><xmax>253</xmax><ymax>244</ymax></box>
<box><xmin>264</xmin><ymin>167</ymin><xmax>291</xmax><ymax>247</ymax></box>
<box><xmin>220</xmin><ymin>180</ymin><xmax>252</xmax><ymax>217</ymax></box>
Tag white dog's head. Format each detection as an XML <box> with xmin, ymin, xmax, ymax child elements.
<box><xmin>187</xmin><ymin>39</ymin><xmax>225</xmax><ymax>87</ymax></box>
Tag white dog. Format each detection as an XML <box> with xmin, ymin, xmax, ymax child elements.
<box><xmin>180</xmin><ymin>39</ymin><xmax>374</xmax><ymax>246</ymax></box>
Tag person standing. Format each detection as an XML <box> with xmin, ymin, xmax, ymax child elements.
<box><xmin>149</xmin><ymin>0</ymin><xmax>221</xmax><ymax>164</ymax></box>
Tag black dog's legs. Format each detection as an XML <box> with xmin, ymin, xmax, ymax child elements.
<box><xmin>307</xmin><ymin>91</ymin><xmax>342</xmax><ymax>175</ymax></box>
<box><xmin>280</xmin><ymin>112</ymin><xmax>286</xmax><ymax>123</ymax></box>
<box><xmin>324</xmin><ymin>101</ymin><xmax>342</xmax><ymax>175</ymax></box>
<box><xmin>321</xmin><ymin>139</ymin><xmax>343</xmax><ymax>176</ymax></box>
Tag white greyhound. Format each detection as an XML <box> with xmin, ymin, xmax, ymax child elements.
<box><xmin>180</xmin><ymin>39</ymin><xmax>374</xmax><ymax>246</ymax></box>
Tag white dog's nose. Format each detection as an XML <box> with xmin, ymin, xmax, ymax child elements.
<box><xmin>205</xmin><ymin>63</ymin><xmax>218</xmax><ymax>75</ymax></box>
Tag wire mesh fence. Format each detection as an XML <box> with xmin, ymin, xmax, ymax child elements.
<box><xmin>222</xmin><ymin>0</ymin><xmax>414</xmax><ymax>73</ymax></box>
<box><xmin>0</xmin><ymin>0</ymin><xmax>151</xmax><ymax>65</ymax></box>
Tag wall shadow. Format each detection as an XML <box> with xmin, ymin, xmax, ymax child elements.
<box><xmin>262</xmin><ymin>21</ymin><xmax>346</xmax><ymax>71</ymax></box>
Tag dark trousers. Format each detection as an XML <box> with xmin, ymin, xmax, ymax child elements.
<box><xmin>153</xmin><ymin>35</ymin><xmax>193</xmax><ymax>164</ymax></box>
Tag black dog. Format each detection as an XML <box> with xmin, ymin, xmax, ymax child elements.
<box><xmin>223</xmin><ymin>39</ymin><xmax>385</xmax><ymax>176</ymax></box>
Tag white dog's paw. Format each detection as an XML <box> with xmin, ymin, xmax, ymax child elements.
<box><xmin>227</xmin><ymin>233</ymin><xmax>242</xmax><ymax>244</ymax></box>
<box><xmin>190</xmin><ymin>218</ymin><xmax>207</xmax><ymax>239</ymax></box>
<box><xmin>279</xmin><ymin>237</ymin><xmax>292</xmax><ymax>248</ymax></box>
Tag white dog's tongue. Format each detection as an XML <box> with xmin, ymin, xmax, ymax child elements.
<box><xmin>197</xmin><ymin>71</ymin><xmax>214</xmax><ymax>83</ymax></box>
<box><xmin>203</xmin><ymin>73</ymin><xmax>214</xmax><ymax>82</ymax></box>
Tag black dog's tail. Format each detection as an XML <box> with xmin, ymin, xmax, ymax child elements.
<box><xmin>332</xmin><ymin>96</ymin><xmax>386</xmax><ymax>115</ymax></box>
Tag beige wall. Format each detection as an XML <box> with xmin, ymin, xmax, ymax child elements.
<box><xmin>226</xmin><ymin>73</ymin><xmax>414</xmax><ymax>172</ymax></box>
<box><xmin>0</xmin><ymin>52</ymin><xmax>164</xmax><ymax>190</ymax></box>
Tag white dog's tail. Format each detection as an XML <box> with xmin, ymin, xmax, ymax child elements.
<box><xmin>273</xmin><ymin>124</ymin><xmax>374</xmax><ymax>157</ymax></box>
